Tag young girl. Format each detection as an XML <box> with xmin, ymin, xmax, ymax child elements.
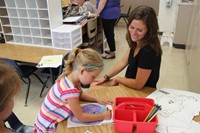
<box><xmin>0</xmin><ymin>61</ymin><xmax>21</xmax><ymax>133</ymax></box>
<box><xmin>34</xmin><ymin>48</ymin><xmax>112</xmax><ymax>133</ymax></box>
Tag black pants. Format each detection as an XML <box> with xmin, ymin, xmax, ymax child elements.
<box><xmin>101</xmin><ymin>18</ymin><xmax>118</xmax><ymax>52</ymax></box>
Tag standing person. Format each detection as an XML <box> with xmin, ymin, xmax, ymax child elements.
<box><xmin>92</xmin><ymin>6</ymin><xmax>162</xmax><ymax>90</ymax></box>
<box><xmin>34</xmin><ymin>48</ymin><xmax>112</xmax><ymax>133</ymax></box>
<box><xmin>95</xmin><ymin>0</ymin><xmax>120</xmax><ymax>59</ymax></box>
<box><xmin>0</xmin><ymin>61</ymin><xmax>21</xmax><ymax>133</ymax></box>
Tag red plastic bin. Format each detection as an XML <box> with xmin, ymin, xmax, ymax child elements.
<box><xmin>114</xmin><ymin>97</ymin><xmax>158</xmax><ymax>133</ymax></box>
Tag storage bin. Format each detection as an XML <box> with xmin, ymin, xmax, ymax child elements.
<box><xmin>51</xmin><ymin>25</ymin><xmax>82</xmax><ymax>50</ymax></box>
<box><xmin>114</xmin><ymin>97</ymin><xmax>158</xmax><ymax>133</ymax></box>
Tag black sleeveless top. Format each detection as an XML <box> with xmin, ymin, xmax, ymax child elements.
<box><xmin>125</xmin><ymin>45</ymin><xmax>161</xmax><ymax>88</ymax></box>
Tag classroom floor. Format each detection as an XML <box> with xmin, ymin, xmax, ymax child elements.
<box><xmin>13</xmin><ymin>20</ymin><xmax>195</xmax><ymax>126</ymax></box>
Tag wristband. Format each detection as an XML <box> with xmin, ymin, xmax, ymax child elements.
<box><xmin>104</xmin><ymin>74</ymin><xmax>110</xmax><ymax>81</ymax></box>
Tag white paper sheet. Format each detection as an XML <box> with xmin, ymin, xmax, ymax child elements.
<box><xmin>67</xmin><ymin>103</ymin><xmax>113</xmax><ymax>128</ymax></box>
<box><xmin>37</xmin><ymin>55</ymin><xmax>63</xmax><ymax>68</ymax></box>
<box><xmin>147</xmin><ymin>88</ymin><xmax>200</xmax><ymax>133</ymax></box>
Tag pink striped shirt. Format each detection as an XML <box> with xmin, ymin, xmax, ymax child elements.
<box><xmin>34</xmin><ymin>76</ymin><xmax>80</xmax><ymax>133</ymax></box>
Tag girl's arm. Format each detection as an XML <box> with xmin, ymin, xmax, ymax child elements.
<box><xmin>68</xmin><ymin>98</ymin><xmax>111</xmax><ymax>122</ymax></box>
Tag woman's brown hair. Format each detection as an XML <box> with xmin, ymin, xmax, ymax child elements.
<box><xmin>126</xmin><ymin>5</ymin><xmax>162</xmax><ymax>55</ymax></box>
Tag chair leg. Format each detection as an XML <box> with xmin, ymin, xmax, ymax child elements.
<box><xmin>123</xmin><ymin>17</ymin><xmax>128</xmax><ymax>24</ymax></box>
<box><xmin>115</xmin><ymin>17</ymin><xmax>121</xmax><ymax>26</ymax></box>
<box><xmin>40</xmin><ymin>76</ymin><xmax>50</xmax><ymax>97</ymax></box>
<box><xmin>24</xmin><ymin>78</ymin><xmax>31</xmax><ymax>106</ymax></box>
<box><xmin>33</xmin><ymin>73</ymin><xmax>45</xmax><ymax>85</ymax></box>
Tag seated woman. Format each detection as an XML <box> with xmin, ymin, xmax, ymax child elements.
<box><xmin>91</xmin><ymin>6</ymin><xmax>162</xmax><ymax>90</ymax></box>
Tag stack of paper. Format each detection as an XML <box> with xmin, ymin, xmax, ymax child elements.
<box><xmin>147</xmin><ymin>88</ymin><xmax>200</xmax><ymax>133</ymax></box>
<box><xmin>63</xmin><ymin>16</ymin><xmax>86</xmax><ymax>24</ymax></box>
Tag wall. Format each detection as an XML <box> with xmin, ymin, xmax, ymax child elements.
<box><xmin>90</xmin><ymin>0</ymin><xmax>160</xmax><ymax>15</ymax></box>
<box><xmin>185</xmin><ymin>0</ymin><xmax>200</xmax><ymax>93</ymax></box>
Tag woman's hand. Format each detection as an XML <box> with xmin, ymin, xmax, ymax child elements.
<box><xmin>109</xmin><ymin>78</ymin><xmax>119</xmax><ymax>86</ymax></box>
<box><xmin>97</xmin><ymin>98</ymin><xmax>113</xmax><ymax>105</ymax></box>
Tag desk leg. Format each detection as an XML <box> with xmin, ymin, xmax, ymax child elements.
<box><xmin>50</xmin><ymin>68</ymin><xmax>55</xmax><ymax>85</ymax></box>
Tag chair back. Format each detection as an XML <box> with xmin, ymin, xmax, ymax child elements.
<box><xmin>0</xmin><ymin>58</ymin><xmax>23</xmax><ymax>76</ymax></box>
<box><xmin>87</xmin><ymin>17</ymin><xmax>97</xmax><ymax>39</ymax></box>
<box><xmin>127</xmin><ymin>5</ymin><xmax>132</xmax><ymax>15</ymax></box>
<box><xmin>4</xmin><ymin>112</ymin><xmax>23</xmax><ymax>131</ymax></box>
<box><xmin>4</xmin><ymin>112</ymin><xmax>33</xmax><ymax>133</ymax></box>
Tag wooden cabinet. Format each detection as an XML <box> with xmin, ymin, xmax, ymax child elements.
<box><xmin>0</xmin><ymin>0</ymin><xmax>62</xmax><ymax>47</ymax></box>
<box><xmin>185</xmin><ymin>0</ymin><xmax>200</xmax><ymax>93</ymax></box>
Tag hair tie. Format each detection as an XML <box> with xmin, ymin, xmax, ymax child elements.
<box><xmin>75</xmin><ymin>48</ymin><xmax>81</xmax><ymax>57</ymax></box>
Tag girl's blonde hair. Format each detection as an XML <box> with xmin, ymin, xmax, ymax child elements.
<box><xmin>57</xmin><ymin>48</ymin><xmax>103</xmax><ymax>80</ymax></box>
<box><xmin>0</xmin><ymin>61</ymin><xmax>21</xmax><ymax>112</ymax></box>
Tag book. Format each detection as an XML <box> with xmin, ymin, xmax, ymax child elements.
<box><xmin>63</xmin><ymin>16</ymin><xmax>86</xmax><ymax>24</ymax></box>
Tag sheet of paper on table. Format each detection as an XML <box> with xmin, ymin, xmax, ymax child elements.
<box><xmin>37</xmin><ymin>55</ymin><xmax>63</xmax><ymax>68</ymax></box>
<box><xmin>67</xmin><ymin>103</ymin><xmax>113</xmax><ymax>128</ymax></box>
<box><xmin>146</xmin><ymin>88</ymin><xmax>200</xmax><ymax>133</ymax></box>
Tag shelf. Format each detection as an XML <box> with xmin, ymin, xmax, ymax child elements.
<box><xmin>19</xmin><ymin>19</ymin><xmax>29</xmax><ymax>27</ymax></box>
<box><xmin>0</xmin><ymin>8</ymin><xmax>8</xmax><ymax>16</ymax></box>
<box><xmin>36</xmin><ymin>0</ymin><xmax>48</xmax><ymax>9</ymax></box>
<box><xmin>38</xmin><ymin>10</ymin><xmax>49</xmax><ymax>19</ymax></box>
<box><xmin>4</xmin><ymin>0</ymin><xmax>16</xmax><ymax>8</ymax></box>
<box><xmin>41</xmin><ymin>29</ymin><xmax>51</xmax><ymax>38</ymax></box>
<box><xmin>32</xmin><ymin>37</ymin><xmax>42</xmax><ymax>45</ymax></box>
<box><xmin>31</xmin><ymin>28</ymin><xmax>41</xmax><ymax>37</ymax></box>
<box><xmin>27</xmin><ymin>10</ymin><xmax>38</xmax><ymax>18</ymax></box>
<box><xmin>15</xmin><ymin>0</ymin><xmax>26</xmax><ymax>8</ymax></box>
<box><xmin>29</xmin><ymin>19</ymin><xmax>40</xmax><ymax>28</ymax></box>
<box><xmin>26</xmin><ymin>0</ymin><xmax>37</xmax><ymax>9</ymax></box>
<box><xmin>23</xmin><ymin>36</ymin><xmax>32</xmax><ymax>44</ymax></box>
<box><xmin>9</xmin><ymin>18</ymin><xmax>19</xmax><ymax>26</ymax></box>
<box><xmin>12</xmin><ymin>27</ymin><xmax>21</xmax><ymax>34</ymax></box>
<box><xmin>4</xmin><ymin>34</ymin><xmax>13</xmax><ymax>42</ymax></box>
<box><xmin>7</xmin><ymin>8</ymin><xmax>18</xmax><ymax>17</ymax></box>
<box><xmin>13</xmin><ymin>35</ymin><xmax>23</xmax><ymax>43</ymax></box>
<box><xmin>39</xmin><ymin>20</ymin><xmax>50</xmax><ymax>28</ymax></box>
<box><xmin>18</xmin><ymin>9</ymin><xmax>28</xmax><ymax>18</ymax></box>
<box><xmin>0</xmin><ymin>0</ymin><xmax>62</xmax><ymax>47</ymax></box>
<box><xmin>42</xmin><ymin>38</ymin><xmax>52</xmax><ymax>46</ymax></box>
<box><xmin>21</xmin><ymin>28</ymin><xmax>31</xmax><ymax>36</ymax></box>
<box><xmin>0</xmin><ymin>0</ymin><xmax>6</xmax><ymax>7</ymax></box>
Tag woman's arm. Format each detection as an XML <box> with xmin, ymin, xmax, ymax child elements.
<box><xmin>96</xmin><ymin>0</ymin><xmax>107</xmax><ymax>16</ymax></box>
<box><xmin>106</xmin><ymin>48</ymin><xmax>130</xmax><ymax>78</ymax></box>
<box><xmin>93</xmin><ymin>48</ymin><xmax>129</xmax><ymax>86</ymax></box>
<box><xmin>113</xmin><ymin>68</ymin><xmax>152</xmax><ymax>89</ymax></box>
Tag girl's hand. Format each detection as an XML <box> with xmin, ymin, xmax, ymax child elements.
<box><xmin>97</xmin><ymin>98</ymin><xmax>113</xmax><ymax>105</ymax></box>
<box><xmin>102</xmin><ymin>108</ymin><xmax>112</xmax><ymax>120</ymax></box>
